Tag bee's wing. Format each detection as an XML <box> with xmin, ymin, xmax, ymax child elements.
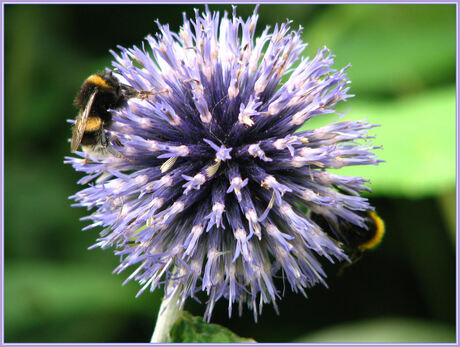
<box><xmin>70</xmin><ymin>90</ymin><xmax>97</xmax><ymax>152</ymax></box>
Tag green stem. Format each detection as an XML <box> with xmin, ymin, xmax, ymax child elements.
<box><xmin>150</xmin><ymin>283</ymin><xmax>182</xmax><ymax>343</ymax></box>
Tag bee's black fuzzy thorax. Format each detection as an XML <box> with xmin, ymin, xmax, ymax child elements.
<box><xmin>74</xmin><ymin>72</ymin><xmax>126</xmax><ymax>123</ymax></box>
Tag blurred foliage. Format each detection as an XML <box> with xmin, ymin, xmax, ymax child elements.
<box><xmin>5</xmin><ymin>261</ymin><xmax>162</xmax><ymax>342</ymax></box>
<box><xmin>3</xmin><ymin>4</ymin><xmax>456</xmax><ymax>343</ymax></box>
<box><xmin>169</xmin><ymin>311</ymin><xmax>255</xmax><ymax>343</ymax></box>
<box><xmin>304</xmin><ymin>5</ymin><xmax>455</xmax><ymax>97</ymax></box>
<box><xmin>303</xmin><ymin>86</ymin><xmax>456</xmax><ymax>197</ymax></box>
<box><xmin>294</xmin><ymin>317</ymin><xmax>455</xmax><ymax>343</ymax></box>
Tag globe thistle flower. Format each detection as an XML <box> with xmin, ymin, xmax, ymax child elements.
<box><xmin>66</xmin><ymin>6</ymin><xmax>381</xmax><ymax>321</ymax></box>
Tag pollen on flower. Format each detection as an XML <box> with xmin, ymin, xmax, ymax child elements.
<box><xmin>228</xmin><ymin>79</ymin><xmax>239</xmax><ymax>100</ymax></box>
<box><xmin>227</xmin><ymin>176</ymin><xmax>248</xmax><ymax>202</ymax></box>
<box><xmin>238</xmin><ymin>111</ymin><xmax>254</xmax><ymax>126</ymax></box>
<box><xmin>302</xmin><ymin>189</ymin><xmax>320</xmax><ymax>201</ymax></box>
<box><xmin>182</xmin><ymin>173</ymin><xmax>206</xmax><ymax>194</ymax></box>
<box><xmin>245</xmin><ymin>208</ymin><xmax>261</xmax><ymax>238</ymax></box>
<box><xmin>248</xmin><ymin>144</ymin><xmax>271</xmax><ymax>162</ymax></box>
<box><xmin>66</xmin><ymin>5</ymin><xmax>382</xmax><ymax>321</ymax></box>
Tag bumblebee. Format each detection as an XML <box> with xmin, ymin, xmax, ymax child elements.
<box><xmin>71</xmin><ymin>71</ymin><xmax>152</xmax><ymax>160</ymax></box>
<box><xmin>311</xmin><ymin>209</ymin><xmax>385</xmax><ymax>274</ymax></box>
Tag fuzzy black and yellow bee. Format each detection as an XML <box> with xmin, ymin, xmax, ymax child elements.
<box><xmin>311</xmin><ymin>208</ymin><xmax>385</xmax><ymax>275</ymax></box>
<box><xmin>71</xmin><ymin>71</ymin><xmax>155</xmax><ymax>160</ymax></box>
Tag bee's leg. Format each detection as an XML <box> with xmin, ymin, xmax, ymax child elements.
<box><xmin>121</xmin><ymin>84</ymin><xmax>167</xmax><ymax>100</ymax></box>
<box><xmin>101</xmin><ymin>130</ymin><xmax>122</xmax><ymax>158</ymax></box>
<box><xmin>82</xmin><ymin>152</ymin><xmax>95</xmax><ymax>165</ymax></box>
<box><xmin>100</xmin><ymin>128</ymin><xmax>110</xmax><ymax>148</ymax></box>
<box><xmin>138</xmin><ymin>89</ymin><xmax>168</xmax><ymax>100</ymax></box>
<box><xmin>106</xmin><ymin>145</ymin><xmax>123</xmax><ymax>158</ymax></box>
<box><xmin>102</xmin><ymin>130</ymin><xmax>134</xmax><ymax>162</ymax></box>
<box><xmin>100</xmin><ymin>128</ymin><xmax>120</xmax><ymax>157</ymax></box>
<box><xmin>108</xmin><ymin>146</ymin><xmax>135</xmax><ymax>163</ymax></box>
<box><xmin>112</xmin><ymin>136</ymin><xmax>123</xmax><ymax>147</ymax></box>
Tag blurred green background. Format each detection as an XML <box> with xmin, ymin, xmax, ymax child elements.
<box><xmin>4</xmin><ymin>4</ymin><xmax>456</xmax><ymax>343</ymax></box>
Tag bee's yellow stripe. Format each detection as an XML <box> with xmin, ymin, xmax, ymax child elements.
<box><xmin>358</xmin><ymin>211</ymin><xmax>385</xmax><ymax>251</ymax></box>
<box><xmin>86</xmin><ymin>75</ymin><xmax>110</xmax><ymax>89</ymax></box>
<box><xmin>86</xmin><ymin>117</ymin><xmax>102</xmax><ymax>131</ymax></box>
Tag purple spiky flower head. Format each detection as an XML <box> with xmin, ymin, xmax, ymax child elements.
<box><xmin>66</xmin><ymin>6</ymin><xmax>381</xmax><ymax>321</ymax></box>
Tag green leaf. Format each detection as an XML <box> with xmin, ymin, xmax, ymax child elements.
<box><xmin>294</xmin><ymin>317</ymin><xmax>455</xmax><ymax>343</ymax></box>
<box><xmin>169</xmin><ymin>311</ymin><xmax>255</xmax><ymax>343</ymax></box>
<box><xmin>303</xmin><ymin>5</ymin><xmax>456</xmax><ymax>95</ymax></box>
<box><xmin>301</xmin><ymin>86</ymin><xmax>456</xmax><ymax>197</ymax></box>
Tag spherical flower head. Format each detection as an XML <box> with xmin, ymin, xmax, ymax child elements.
<box><xmin>66</xmin><ymin>6</ymin><xmax>382</xmax><ymax>321</ymax></box>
